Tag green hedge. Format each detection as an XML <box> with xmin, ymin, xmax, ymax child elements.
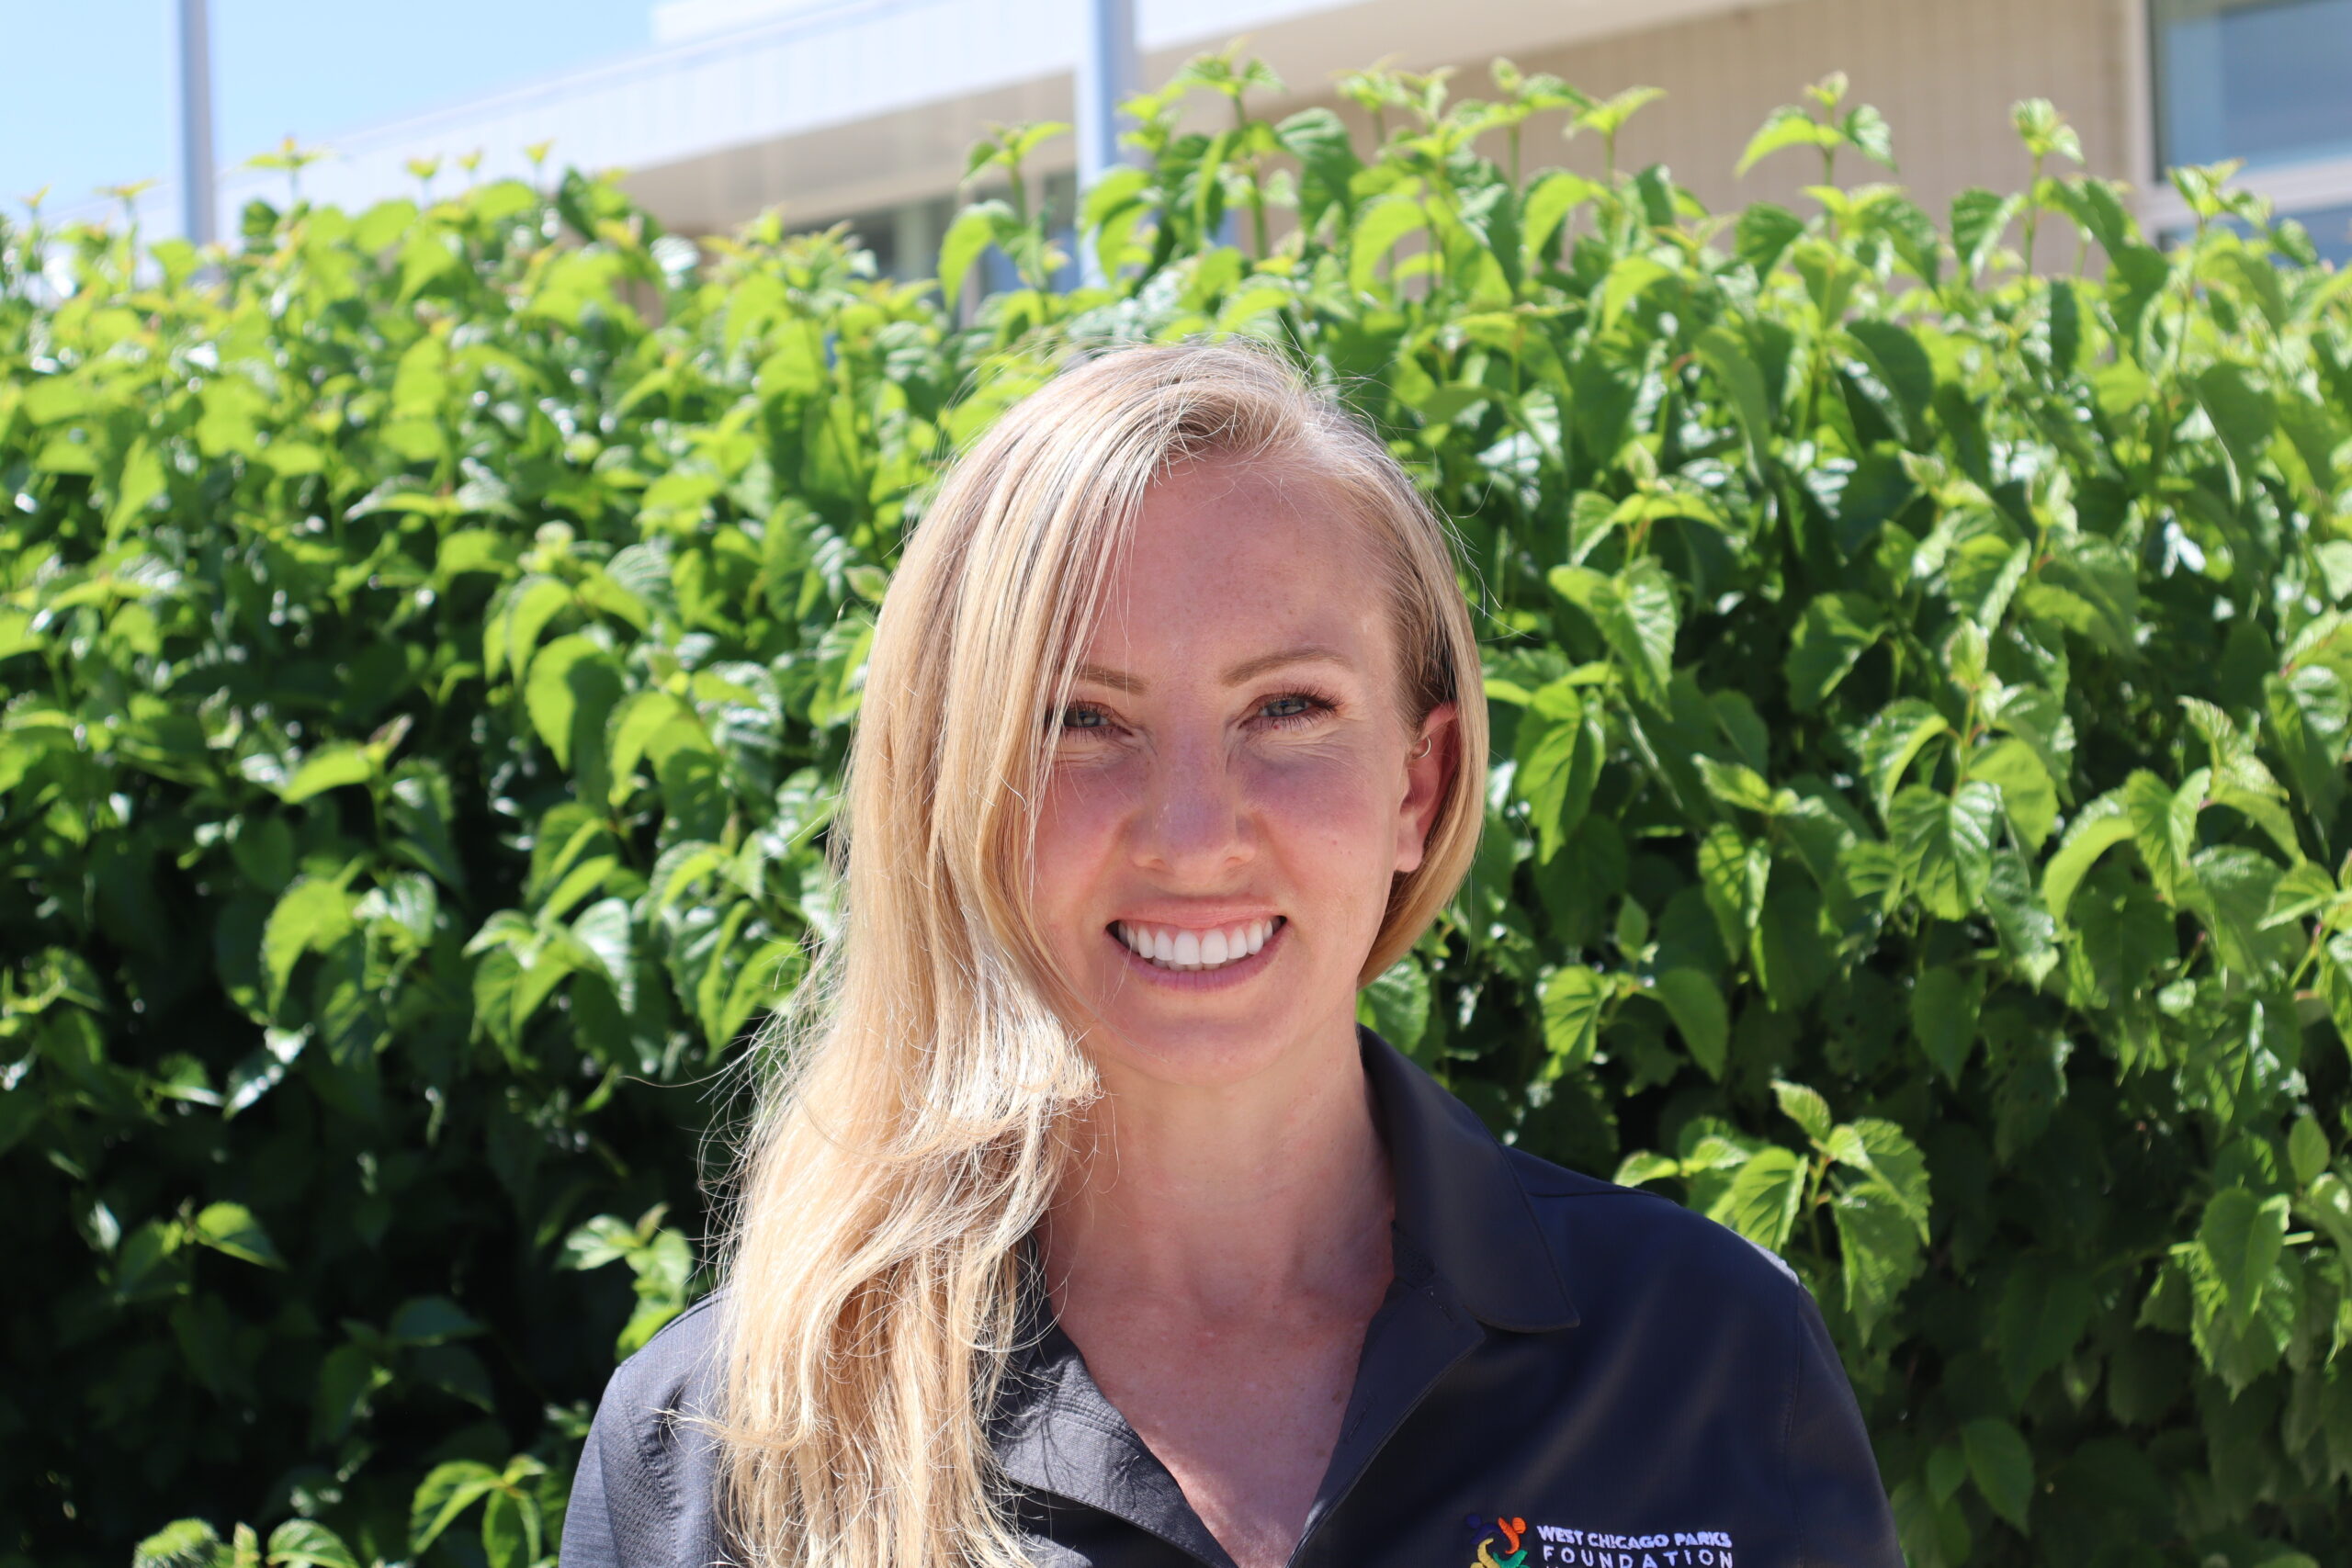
<box><xmin>7</xmin><ymin>54</ymin><xmax>2352</xmax><ymax>1568</ymax></box>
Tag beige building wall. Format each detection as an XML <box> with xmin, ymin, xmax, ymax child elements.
<box><xmin>1490</xmin><ymin>0</ymin><xmax>2141</xmax><ymax>228</ymax></box>
<box><xmin>636</xmin><ymin>0</ymin><xmax>2154</xmax><ymax>256</ymax></box>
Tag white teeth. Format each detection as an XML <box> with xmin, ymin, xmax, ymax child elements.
<box><xmin>1114</xmin><ymin>919</ymin><xmax>1280</xmax><ymax>972</ymax></box>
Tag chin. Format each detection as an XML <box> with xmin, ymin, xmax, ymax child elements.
<box><xmin>1080</xmin><ymin>1011</ymin><xmax>1308</xmax><ymax>1090</ymax></box>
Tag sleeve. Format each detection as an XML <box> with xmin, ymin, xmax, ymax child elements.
<box><xmin>559</xmin><ymin>1404</ymin><xmax>632</xmax><ymax>1568</ymax></box>
<box><xmin>1782</xmin><ymin>1281</ymin><xmax>1904</xmax><ymax>1568</ymax></box>
<box><xmin>558</xmin><ymin>1303</ymin><xmax>734</xmax><ymax>1568</ymax></box>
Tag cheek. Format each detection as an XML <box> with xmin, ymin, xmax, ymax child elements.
<box><xmin>1031</xmin><ymin>766</ymin><xmax>1129</xmax><ymax>920</ymax></box>
<box><xmin>1249</xmin><ymin>749</ymin><xmax>1400</xmax><ymax>887</ymax></box>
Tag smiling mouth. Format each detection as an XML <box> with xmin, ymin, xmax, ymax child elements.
<box><xmin>1107</xmin><ymin>917</ymin><xmax>1284</xmax><ymax>973</ymax></box>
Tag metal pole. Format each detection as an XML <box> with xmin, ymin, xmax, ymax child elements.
<box><xmin>1075</xmin><ymin>0</ymin><xmax>1138</xmax><ymax>287</ymax></box>
<box><xmin>175</xmin><ymin>0</ymin><xmax>218</xmax><ymax>246</ymax></box>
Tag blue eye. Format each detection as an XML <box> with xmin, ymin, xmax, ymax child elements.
<box><xmin>1259</xmin><ymin>692</ymin><xmax>1334</xmax><ymax>728</ymax></box>
<box><xmin>1057</xmin><ymin>704</ymin><xmax>1111</xmax><ymax>732</ymax></box>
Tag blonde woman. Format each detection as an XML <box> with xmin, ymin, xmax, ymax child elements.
<box><xmin>561</xmin><ymin>343</ymin><xmax>1901</xmax><ymax>1568</ymax></box>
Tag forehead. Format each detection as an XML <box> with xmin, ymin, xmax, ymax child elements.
<box><xmin>1084</xmin><ymin>457</ymin><xmax>1396</xmax><ymax>671</ymax></box>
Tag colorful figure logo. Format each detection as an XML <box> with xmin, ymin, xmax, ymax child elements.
<box><xmin>1464</xmin><ymin>1514</ymin><xmax>1527</xmax><ymax>1568</ymax></box>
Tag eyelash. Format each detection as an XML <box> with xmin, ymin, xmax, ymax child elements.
<box><xmin>1057</xmin><ymin>689</ymin><xmax>1339</xmax><ymax>737</ymax></box>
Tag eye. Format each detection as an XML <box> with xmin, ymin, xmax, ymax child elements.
<box><xmin>1055</xmin><ymin>702</ymin><xmax>1116</xmax><ymax>735</ymax></box>
<box><xmin>1256</xmin><ymin>691</ymin><xmax>1336</xmax><ymax>729</ymax></box>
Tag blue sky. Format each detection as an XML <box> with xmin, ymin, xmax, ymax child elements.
<box><xmin>2</xmin><ymin>1</ymin><xmax>655</xmax><ymax>215</ymax></box>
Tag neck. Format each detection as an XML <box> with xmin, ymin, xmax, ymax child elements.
<box><xmin>1043</xmin><ymin>1017</ymin><xmax>1395</xmax><ymax>1321</ymax></box>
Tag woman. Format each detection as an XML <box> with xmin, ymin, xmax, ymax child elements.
<box><xmin>561</xmin><ymin>343</ymin><xmax>1901</xmax><ymax>1568</ymax></box>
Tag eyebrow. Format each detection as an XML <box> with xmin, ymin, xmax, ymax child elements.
<box><xmin>1074</xmin><ymin>644</ymin><xmax>1355</xmax><ymax>694</ymax></box>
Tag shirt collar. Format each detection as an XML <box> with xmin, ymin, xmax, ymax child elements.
<box><xmin>990</xmin><ymin>1026</ymin><xmax>1579</xmax><ymax>1558</ymax></box>
<box><xmin>1357</xmin><ymin>1023</ymin><xmax>1580</xmax><ymax>1333</ymax></box>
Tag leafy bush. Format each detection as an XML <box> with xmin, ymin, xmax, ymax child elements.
<box><xmin>7</xmin><ymin>51</ymin><xmax>2352</xmax><ymax>1568</ymax></box>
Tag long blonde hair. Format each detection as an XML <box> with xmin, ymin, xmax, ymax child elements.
<box><xmin>711</xmin><ymin>340</ymin><xmax>1489</xmax><ymax>1567</ymax></box>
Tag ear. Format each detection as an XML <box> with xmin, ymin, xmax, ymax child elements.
<box><xmin>1393</xmin><ymin>701</ymin><xmax>1459</xmax><ymax>878</ymax></box>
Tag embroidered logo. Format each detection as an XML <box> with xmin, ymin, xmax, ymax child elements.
<box><xmin>1464</xmin><ymin>1515</ymin><xmax>1528</xmax><ymax>1568</ymax></box>
<box><xmin>1469</xmin><ymin>1516</ymin><xmax>1736</xmax><ymax>1568</ymax></box>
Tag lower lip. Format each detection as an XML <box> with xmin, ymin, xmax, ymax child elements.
<box><xmin>1105</xmin><ymin>919</ymin><xmax>1286</xmax><ymax>991</ymax></box>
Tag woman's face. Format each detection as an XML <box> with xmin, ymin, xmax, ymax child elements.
<box><xmin>1028</xmin><ymin>456</ymin><xmax>1455</xmax><ymax>1090</ymax></box>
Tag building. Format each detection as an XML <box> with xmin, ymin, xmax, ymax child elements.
<box><xmin>104</xmin><ymin>0</ymin><xmax>2352</xmax><ymax>265</ymax></box>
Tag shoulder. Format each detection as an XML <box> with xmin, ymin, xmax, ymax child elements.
<box><xmin>561</xmin><ymin>1293</ymin><xmax>734</xmax><ymax>1568</ymax></box>
<box><xmin>1501</xmin><ymin>1144</ymin><xmax>1805</xmax><ymax>1311</ymax></box>
<box><xmin>1499</xmin><ymin>1146</ymin><xmax>1902</xmax><ymax>1562</ymax></box>
<box><xmin>598</xmin><ymin>1290</ymin><xmax>730</xmax><ymax>1425</ymax></box>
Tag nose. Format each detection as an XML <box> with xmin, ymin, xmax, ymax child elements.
<box><xmin>1130</xmin><ymin>731</ymin><xmax>1253</xmax><ymax>881</ymax></box>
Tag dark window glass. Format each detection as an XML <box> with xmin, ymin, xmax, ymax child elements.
<box><xmin>2154</xmin><ymin>0</ymin><xmax>2352</xmax><ymax>170</ymax></box>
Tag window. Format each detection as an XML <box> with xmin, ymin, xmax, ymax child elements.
<box><xmin>2287</xmin><ymin>202</ymin><xmax>2352</xmax><ymax>263</ymax></box>
<box><xmin>2152</xmin><ymin>0</ymin><xmax>2352</xmax><ymax>172</ymax></box>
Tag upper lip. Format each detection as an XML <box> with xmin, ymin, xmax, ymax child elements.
<box><xmin>1106</xmin><ymin>908</ymin><xmax>1282</xmax><ymax>931</ymax></box>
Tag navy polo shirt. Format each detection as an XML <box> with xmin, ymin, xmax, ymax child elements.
<box><xmin>561</xmin><ymin>1028</ymin><xmax>1902</xmax><ymax>1568</ymax></box>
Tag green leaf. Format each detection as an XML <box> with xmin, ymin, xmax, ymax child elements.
<box><xmin>1348</xmin><ymin>195</ymin><xmax>1428</xmax><ymax>299</ymax></box>
<box><xmin>2120</xmin><ymin>768</ymin><xmax>2199</xmax><ymax>905</ymax></box>
<box><xmin>1785</xmin><ymin>592</ymin><xmax>1886</xmax><ymax>711</ymax></box>
<box><xmin>388</xmin><ymin>1295</ymin><xmax>483</xmax><ymax>1347</ymax></box>
<box><xmin>1995</xmin><ymin>1258</ymin><xmax>2095</xmax><ymax>1401</ymax></box>
<box><xmin>1909</xmin><ymin>965</ymin><xmax>1984</xmax><ymax>1087</ymax></box>
<box><xmin>1965</xmin><ymin>736</ymin><xmax>2058</xmax><ymax>850</ymax></box>
<box><xmin>1539</xmin><ymin>964</ymin><xmax>1611</xmax><ymax>1071</ymax></box>
<box><xmin>410</xmin><ymin>1459</ymin><xmax>503</xmax><ymax>1555</ymax></box>
<box><xmin>1845</xmin><ymin>320</ymin><xmax>1933</xmax><ymax>444</ymax></box>
<box><xmin>1613</xmin><ymin>1151</ymin><xmax>1681</xmax><ymax>1189</ymax></box>
<box><xmin>1357</xmin><ymin>955</ymin><xmax>1432</xmax><ymax>1056</ymax></box>
<box><xmin>1698</xmin><ymin>822</ymin><xmax>1770</xmax><ymax>952</ymax></box>
<box><xmin>1854</xmin><ymin>700</ymin><xmax>1951</xmax><ymax>822</ymax></box>
<box><xmin>2022</xmin><ymin>534</ymin><xmax>2140</xmax><ymax>657</ymax></box>
<box><xmin>1548</xmin><ymin>561</ymin><xmax>1679</xmax><ymax>702</ymax></box>
<box><xmin>1773</xmin><ymin>1079</ymin><xmax>1834</xmax><ymax>1144</ymax></box>
<box><xmin>1599</xmin><ymin>254</ymin><xmax>1673</xmax><ymax>331</ymax></box>
<box><xmin>133</xmin><ymin>1520</ymin><xmax>230</xmax><ymax>1568</ymax></box>
<box><xmin>2041</xmin><ymin>789</ymin><xmax>2134</xmax><ymax>921</ymax></box>
<box><xmin>571</xmin><ymin>897</ymin><xmax>638</xmax><ymax>1010</ymax></box>
<box><xmin>2193</xmin><ymin>361</ymin><xmax>2277</xmax><ymax>500</ymax></box>
<box><xmin>279</xmin><ymin>743</ymin><xmax>377</xmax><ymax>805</ymax></box>
<box><xmin>2184</xmin><ymin>845</ymin><xmax>2287</xmax><ymax>976</ymax></box>
<box><xmin>191</xmin><ymin>1202</ymin><xmax>284</xmax><ymax>1269</ymax></box>
<box><xmin>1652</xmin><ymin>968</ymin><xmax>1729</xmax><ymax>1079</ymax></box>
<box><xmin>1707</xmin><ymin>1145</ymin><xmax>1807</xmax><ymax>1253</ymax></box>
<box><xmin>1735</xmin><ymin>202</ymin><xmax>1806</xmax><ymax>276</ymax></box>
<box><xmin>936</xmin><ymin>200</ymin><xmax>1009</xmax><ymax>299</ymax></box>
<box><xmin>2198</xmin><ymin>1187</ymin><xmax>2290</xmax><ymax>1330</ymax></box>
<box><xmin>1520</xmin><ymin>170</ymin><xmax>1601</xmax><ymax>270</ymax></box>
<box><xmin>1512</xmin><ymin>683</ymin><xmax>1602</xmax><ymax>862</ymax></box>
<box><xmin>1951</xmin><ymin>187</ymin><xmax>2022</xmax><ymax>276</ymax></box>
<box><xmin>1961</xmin><ymin>1416</ymin><xmax>2035</xmax><ymax>1533</ymax></box>
<box><xmin>261</xmin><ymin>878</ymin><xmax>356</xmax><ymax>1011</ymax></box>
<box><xmin>2290</xmin><ymin>1116</ymin><xmax>2330</xmax><ymax>1188</ymax></box>
<box><xmin>1695</xmin><ymin>324</ymin><xmax>1771</xmax><ymax>466</ymax></box>
<box><xmin>1888</xmin><ymin>782</ymin><xmax>2000</xmax><ymax>919</ymax></box>
<box><xmin>481</xmin><ymin>1488</ymin><xmax>531</xmax><ymax>1568</ymax></box>
<box><xmin>1826</xmin><ymin>1118</ymin><xmax>1930</xmax><ymax>1235</ymax></box>
<box><xmin>526</xmin><ymin>633</ymin><xmax>613</xmax><ymax>770</ymax></box>
<box><xmin>265</xmin><ymin>1521</ymin><xmax>359</xmax><ymax>1568</ymax></box>
<box><xmin>1737</xmin><ymin>106</ymin><xmax>1838</xmax><ymax>175</ymax></box>
<box><xmin>1832</xmin><ymin>1182</ymin><xmax>1924</xmax><ymax>1343</ymax></box>
<box><xmin>1695</xmin><ymin>756</ymin><xmax>1779</xmax><ymax>815</ymax></box>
